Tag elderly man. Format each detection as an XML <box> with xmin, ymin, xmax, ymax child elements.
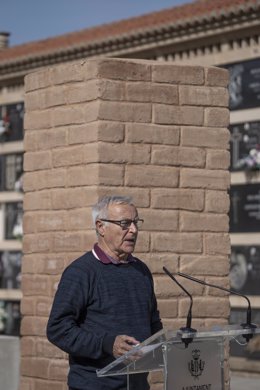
<box><xmin>47</xmin><ymin>195</ymin><xmax>162</xmax><ymax>390</ymax></box>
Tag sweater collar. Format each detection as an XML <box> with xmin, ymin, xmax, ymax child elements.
<box><xmin>92</xmin><ymin>243</ymin><xmax>136</xmax><ymax>265</ymax></box>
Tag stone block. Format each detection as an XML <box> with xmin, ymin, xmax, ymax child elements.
<box><xmin>51</xmin><ymin>187</ymin><xmax>98</xmax><ymax>209</ymax></box>
<box><xmin>205</xmin><ymin>67</ymin><xmax>229</xmax><ymax>87</ymax></box>
<box><xmin>23</xmin><ymin>211</ymin><xmax>66</xmax><ymax>233</ymax></box>
<box><xmin>204</xmin><ymin>107</ymin><xmax>230</xmax><ymax>127</ymax></box>
<box><xmin>206</xmin><ymin>276</ymin><xmax>230</xmax><ymax>296</ymax></box>
<box><xmin>26</xmin><ymin>127</ymin><xmax>68</xmax><ymax>151</ymax></box>
<box><xmin>141</xmin><ymin>254</ymin><xmax>179</xmax><ymax>274</ymax></box>
<box><xmin>49</xmin><ymin>61</ymin><xmax>86</xmax><ymax>85</ymax></box>
<box><xmin>51</xmin><ymin>106</ymin><xmax>86</xmax><ymax>127</ymax></box>
<box><xmin>52</xmin><ymin>145</ymin><xmax>86</xmax><ymax>167</ymax></box>
<box><xmin>180</xmin><ymin>211</ymin><xmax>229</xmax><ymax>232</ymax></box>
<box><xmin>205</xmin><ymin>190</ymin><xmax>230</xmax><ymax>214</ymax></box>
<box><xmin>126</xmin><ymin>82</ymin><xmax>179</xmax><ymax>104</ymax></box>
<box><xmin>151</xmin><ymin>232</ymin><xmax>202</xmax><ymax>253</ymax></box>
<box><xmin>154</xmin><ymin>104</ymin><xmax>204</xmax><ymax>125</ymax></box>
<box><xmin>134</xmin><ymin>231</ymin><xmax>150</xmax><ymax>253</ymax></box>
<box><xmin>204</xmin><ymin>233</ymin><xmax>231</xmax><ymax>255</ymax></box>
<box><xmin>157</xmin><ymin>299</ymin><xmax>178</xmax><ymax>318</ymax></box>
<box><xmin>20</xmin><ymin>298</ymin><xmax>35</xmax><ymax>316</ymax></box>
<box><xmin>23</xmin><ymin>233</ymin><xmax>53</xmax><ymax>254</ymax></box>
<box><xmin>48</xmin><ymin>359</ymin><xmax>69</xmax><ymax>381</ymax></box>
<box><xmin>24</xmin><ymin>151</ymin><xmax>52</xmax><ymax>171</ymax></box>
<box><xmin>98</xmin><ymin>164</ymin><xmax>125</xmax><ymax>186</ymax></box>
<box><xmin>66</xmin><ymin>165</ymin><xmax>99</xmax><ymax>187</ymax></box>
<box><xmin>206</xmin><ymin>149</ymin><xmax>230</xmax><ymax>170</ymax></box>
<box><xmin>94</xmin><ymin>58</ymin><xmax>151</xmax><ymax>81</ymax></box>
<box><xmin>179</xmin><ymin>297</ymin><xmax>229</xmax><ymax>318</ymax></box>
<box><xmin>34</xmin><ymin>379</ymin><xmax>65</xmax><ymax>390</ymax></box>
<box><xmin>66</xmin><ymin>208</ymin><xmax>93</xmax><ymax>231</ymax></box>
<box><xmin>20</xmin><ymin>356</ymin><xmax>49</xmax><ymax>378</ymax></box>
<box><xmin>22</xmin><ymin>254</ymin><xmax>65</xmax><ymax>275</ymax></box>
<box><xmin>152</xmin><ymin>64</ymin><xmax>204</xmax><ymax>85</ymax></box>
<box><xmin>23</xmin><ymin>169</ymin><xmax>66</xmax><ymax>191</ymax></box>
<box><xmin>21</xmin><ymin>275</ymin><xmax>51</xmax><ymax>296</ymax></box>
<box><xmin>180</xmin><ymin>168</ymin><xmax>230</xmax><ymax>190</ymax></box>
<box><xmin>181</xmin><ymin>126</ymin><xmax>230</xmax><ymax>149</ymax></box>
<box><xmin>93</xmin><ymin>143</ymin><xmax>151</xmax><ymax>164</ymax></box>
<box><xmin>151</xmin><ymin>188</ymin><xmax>204</xmax><ymax>211</ymax></box>
<box><xmin>24</xmin><ymin>110</ymin><xmax>52</xmax><ymax>130</ymax></box>
<box><xmin>53</xmin><ymin>231</ymin><xmax>95</xmax><ymax>253</ymax></box>
<box><xmin>23</xmin><ymin>191</ymin><xmax>52</xmax><ymax>211</ymax></box>
<box><xmin>151</xmin><ymin>145</ymin><xmax>205</xmax><ymax>167</ymax></box>
<box><xmin>180</xmin><ymin>255</ymin><xmax>229</xmax><ymax>276</ymax></box>
<box><xmin>126</xmin><ymin>123</ymin><xmax>180</xmax><ymax>145</ymax></box>
<box><xmin>140</xmin><ymin>209</ymin><xmax>178</xmax><ymax>231</ymax></box>
<box><xmin>65</xmin><ymin>80</ymin><xmax>99</xmax><ymax>104</ymax></box>
<box><xmin>25</xmin><ymin>69</ymin><xmax>52</xmax><ymax>92</ymax></box>
<box><xmin>125</xmin><ymin>165</ymin><xmax>179</xmax><ymax>187</ymax></box>
<box><xmin>99</xmin><ymin>101</ymin><xmax>152</xmax><ymax>122</ymax></box>
<box><xmin>20</xmin><ymin>337</ymin><xmax>36</xmax><ymax>356</ymax></box>
<box><xmin>179</xmin><ymin>85</ymin><xmax>228</xmax><ymax>107</ymax></box>
<box><xmin>36</xmin><ymin>338</ymin><xmax>66</xmax><ymax>359</ymax></box>
<box><xmin>21</xmin><ymin>317</ymin><xmax>48</xmax><ymax>337</ymax></box>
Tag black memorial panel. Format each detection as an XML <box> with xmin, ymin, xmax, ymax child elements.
<box><xmin>230</xmin><ymin>183</ymin><xmax>260</xmax><ymax>233</ymax></box>
<box><xmin>230</xmin><ymin>246</ymin><xmax>260</xmax><ymax>295</ymax></box>
<box><xmin>0</xmin><ymin>153</ymin><xmax>23</xmax><ymax>191</ymax></box>
<box><xmin>0</xmin><ymin>301</ymin><xmax>21</xmax><ymax>336</ymax></box>
<box><xmin>224</xmin><ymin>58</ymin><xmax>260</xmax><ymax>111</ymax></box>
<box><xmin>230</xmin><ymin>121</ymin><xmax>260</xmax><ymax>171</ymax></box>
<box><xmin>0</xmin><ymin>102</ymin><xmax>24</xmax><ymax>142</ymax></box>
<box><xmin>0</xmin><ymin>251</ymin><xmax>22</xmax><ymax>290</ymax></box>
<box><xmin>5</xmin><ymin>202</ymin><xmax>23</xmax><ymax>240</ymax></box>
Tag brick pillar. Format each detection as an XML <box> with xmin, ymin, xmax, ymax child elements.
<box><xmin>21</xmin><ymin>58</ymin><xmax>230</xmax><ymax>390</ymax></box>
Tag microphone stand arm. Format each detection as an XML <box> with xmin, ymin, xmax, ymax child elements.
<box><xmin>178</xmin><ymin>272</ymin><xmax>257</xmax><ymax>342</ymax></box>
<box><xmin>163</xmin><ymin>267</ymin><xmax>197</xmax><ymax>347</ymax></box>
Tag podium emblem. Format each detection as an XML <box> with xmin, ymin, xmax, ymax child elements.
<box><xmin>188</xmin><ymin>349</ymin><xmax>205</xmax><ymax>379</ymax></box>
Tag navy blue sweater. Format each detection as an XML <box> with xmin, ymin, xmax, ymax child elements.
<box><xmin>47</xmin><ymin>251</ymin><xmax>162</xmax><ymax>390</ymax></box>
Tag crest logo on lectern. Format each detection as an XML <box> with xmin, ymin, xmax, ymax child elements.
<box><xmin>188</xmin><ymin>349</ymin><xmax>205</xmax><ymax>379</ymax></box>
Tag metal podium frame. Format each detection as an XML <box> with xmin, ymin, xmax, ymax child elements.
<box><xmin>97</xmin><ymin>325</ymin><xmax>260</xmax><ymax>390</ymax></box>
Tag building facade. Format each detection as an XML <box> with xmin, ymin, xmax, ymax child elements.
<box><xmin>0</xmin><ymin>0</ymin><xmax>260</xmax><ymax>375</ymax></box>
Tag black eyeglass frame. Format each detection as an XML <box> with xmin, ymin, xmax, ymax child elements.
<box><xmin>99</xmin><ymin>218</ymin><xmax>144</xmax><ymax>230</ymax></box>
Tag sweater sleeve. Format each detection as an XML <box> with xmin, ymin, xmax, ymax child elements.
<box><xmin>46</xmin><ymin>265</ymin><xmax>116</xmax><ymax>359</ymax></box>
<box><xmin>150</xmin><ymin>280</ymin><xmax>163</xmax><ymax>335</ymax></box>
<box><xmin>151</xmin><ymin>291</ymin><xmax>163</xmax><ymax>335</ymax></box>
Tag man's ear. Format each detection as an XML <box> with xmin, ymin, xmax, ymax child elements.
<box><xmin>96</xmin><ymin>220</ymin><xmax>105</xmax><ymax>236</ymax></box>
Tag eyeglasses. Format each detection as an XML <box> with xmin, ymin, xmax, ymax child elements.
<box><xmin>100</xmin><ymin>218</ymin><xmax>144</xmax><ymax>230</ymax></box>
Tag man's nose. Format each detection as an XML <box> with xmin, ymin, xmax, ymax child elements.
<box><xmin>129</xmin><ymin>221</ymin><xmax>138</xmax><ymax>233</ymax></box>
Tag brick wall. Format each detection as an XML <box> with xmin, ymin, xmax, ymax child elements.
<box><xmin>21</xmin><ymin>58</ymin><xmax>230</xmax><ymax>390</ymax></box>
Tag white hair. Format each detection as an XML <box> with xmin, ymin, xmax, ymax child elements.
<box><xmin>92</xmin><ymin>195</ymin><xmax>133</xmax><ymax>226</ymax></box>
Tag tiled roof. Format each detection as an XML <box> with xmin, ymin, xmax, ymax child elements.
<box><xmin>0</xmin><ymin>0</ymin><xmax>258</xmax><ymax>65</ymax></box>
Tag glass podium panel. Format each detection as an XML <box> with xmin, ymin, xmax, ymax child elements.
<box><xmin>97</xmin><ymin>329</ymin><xmax>166</xmax><ymax>377</ymax></box>
<box><xmin>97</xmin><ymin>325</ymin><xmax>260</xmax><ymax>378</ymax></box>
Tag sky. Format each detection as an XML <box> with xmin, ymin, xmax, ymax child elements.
<box><xmin>0</xmin><ymin>0</ymin><xmax>191</xmax><ymax>47</ymax></box>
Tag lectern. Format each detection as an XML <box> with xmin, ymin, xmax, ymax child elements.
<box><xmin>97</xmin><ymin>325</ymin><xmax>260</xmax><ymax>390</ymax></box>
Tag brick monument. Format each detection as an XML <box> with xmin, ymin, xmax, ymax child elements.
<box><xmin>21</xmin><ymin>58</ymin><xmax>230</xmax><ymax>390</ymax></box>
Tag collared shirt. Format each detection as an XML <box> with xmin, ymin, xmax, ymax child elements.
<box><xmin>92</xmin><ymin>243</ymin><xmax>136</xmax><ymax>265</ymax></box>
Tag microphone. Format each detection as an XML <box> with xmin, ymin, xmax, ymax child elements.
<box><xmin>163</xmin><ymin>266</ymin><xmax>197</xmax><ymax>347</ymax></box>
<box><xmin>177</xmin><ymin>271</ymin><xmax>257</xmax><ymax>342</ymax></box>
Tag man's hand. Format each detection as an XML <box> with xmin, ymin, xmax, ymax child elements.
<box><xmin>112</xmin><ymin>335</ymin><xmax>140</xmax><ymax>358</ymax></box>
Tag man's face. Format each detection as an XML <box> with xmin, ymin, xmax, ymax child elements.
<box><xmin>97</xmin><ymin>203</ymin><xmax>139</xmax><ymax>260</ymax></box>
